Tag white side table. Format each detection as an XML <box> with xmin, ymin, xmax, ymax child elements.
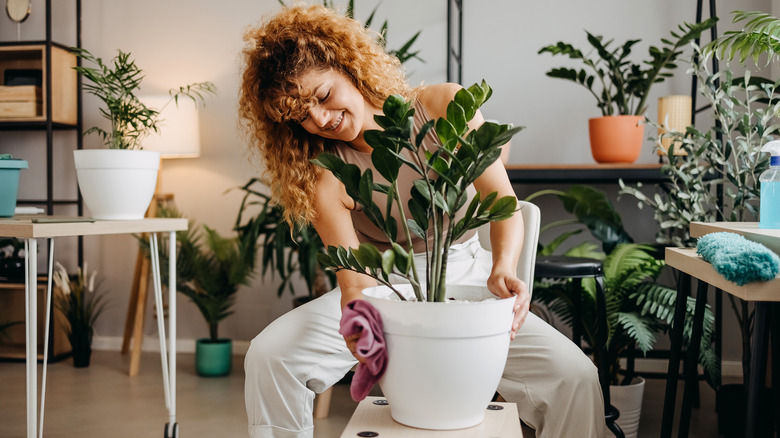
<box><xmin>0</xmin><ymin>216</ymin><xmax>188</xmax><ymax>438</ymax></box>
<box><xmin>340</xmin><ymin>396</ymin><xmax>523</xmax><ymax>437</ymax></box>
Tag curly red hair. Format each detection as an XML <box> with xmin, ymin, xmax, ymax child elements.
<box><xmin>239</xmin><ymin>4</ymin><xmax>415</xmax><ymax>225</ymax></box>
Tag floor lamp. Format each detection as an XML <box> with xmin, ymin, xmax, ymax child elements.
<box><xmin>122</xmin><ymin>96</ymin><xmax>201</xmax><ymax>376</ymax></box>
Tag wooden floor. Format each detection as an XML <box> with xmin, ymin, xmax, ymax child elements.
<box><xmin>0</xmin><ymin>350</ymin><xmax>725</xmax><ymax>437</ymax></box>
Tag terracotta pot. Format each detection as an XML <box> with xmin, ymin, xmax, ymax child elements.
<box><xmin>362</xmin><ymin>284</ymin><xmax>514</xmax><ymax>430</ymax></box>
<box><xmin>588</xmin><ymin>115</ymin><xmax>644</xmax><ymax>164</ymax></box>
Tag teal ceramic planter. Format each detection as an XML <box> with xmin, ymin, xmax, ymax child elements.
<box><xmin>195</xmin><ymin>338</ymin><xmax>232</xmax><ymax>377</ymax></box>
<box><xmin>0</xmin><ymin>157</ymin><xmax>28</xmax><ymax>217</ymax></box>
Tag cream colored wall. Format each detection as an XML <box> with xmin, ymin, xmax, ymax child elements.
<box><xmin>1</xmin><ymin>1</ymin><xmax>774</xmax><ymax>360</ymax></box>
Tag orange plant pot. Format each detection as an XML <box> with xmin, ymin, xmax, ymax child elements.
<box><xmin>588</xmin><ymin>115</ymin><xmax>644</xmax><ymax>164</ymax></box>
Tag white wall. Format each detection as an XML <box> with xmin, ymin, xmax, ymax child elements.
<box><xmin>1</xmin><ymin>0</ymin><xmax>774</xmax><ymax>362</ymax></box>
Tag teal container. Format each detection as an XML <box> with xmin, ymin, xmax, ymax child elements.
<box><xmin>0</xmin><ymin>157</ymin><xmax>29</xmax><ymax>217</ymax></box>
<box><xmin>195</xmin><ymin>338</ymin><xmax>232</xmax><ymax>377</ymax></box>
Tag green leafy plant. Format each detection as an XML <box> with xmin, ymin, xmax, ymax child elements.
<box><xmin>312</xmin><ymin>81</ymin><xmax>522</xmax><ymax>302</ymax></box>
<box><xmin>73</xmin><ymin>48</ymin><xmax>216</xmax><ymax>150</ymax></box>
<box><xmin>52</xmin><ymin>262</ymin><xmax>109</xmax><ymax>362</ymax></box>
<box><xmin>141</xmin><ymin>206</ymin><xmax>259</xmax><ymax>342</ymax></box>
<box><xmin>620</xmin><ymin>54</ymin><xmax>780</xmax><ymax>381</ymax></box>
<box><xmin>529</xmin><ymin>186</ymin><xmax>719</xmax><ymax>386</ymax></box>
<box><xmin>705</xmin><ymin>10</ymin><xmax>780</xmax><ymax>66</ymax></box>
<box><xmin>233</xmin><ymin>179</ymin><xmax>334</xmax><ymax>300</ymax></box>
<box><xmin>538</xmin><ymin>18</ymin><xmax>716</xmax><ymax>116</ymax></box>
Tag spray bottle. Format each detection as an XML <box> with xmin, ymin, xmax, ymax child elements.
<box><xmin>760</xmin><ymin>140</ymin><xmax>780</xmax><ymax>229</ymax></box>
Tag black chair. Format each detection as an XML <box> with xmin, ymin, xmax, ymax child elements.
<box><xmin>535</xmin><ymin>255</ymin><xmax>625</xmax><ymax>438</ymax></box>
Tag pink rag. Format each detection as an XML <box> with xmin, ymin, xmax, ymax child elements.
<box><xmin>338</xmin><ymin>299</ymin><xmax>387</xmax><ymax>401</ymax></box>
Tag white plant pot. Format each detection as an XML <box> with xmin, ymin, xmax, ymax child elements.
<box><xmin>610</xmin><ymin>377</ymin><xmax>645</xmax><ymax>438</ymax></box>
<box><xmin>362</xmin><ymin>284</ymin><xmax>514</xmax><ymax>430</ymax></box>
<box><xmin>73</xmin><ymin>149</ymin><xmax>160</xmax><ymax>220</ymax></box>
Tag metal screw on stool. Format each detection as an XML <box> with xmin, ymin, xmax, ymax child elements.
<box><xmin>357</xmin><ymin>432</ymin><xmax>379</xmax><ymax>437</ymax></box>
<box><xmin>487</xmin><ymin>405</ymin><xmax>504</xmax><ymax>411</ymax></box>
<box><xmin>372</xmin><ymin>399</ymin><xmax>388</xmax><ymax>406</ymax></box>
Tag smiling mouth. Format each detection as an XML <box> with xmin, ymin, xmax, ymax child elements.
<box><xmin>327</xmin><ymin>112</ymin><xmax>344</xmax><ymax>131</ymax></box>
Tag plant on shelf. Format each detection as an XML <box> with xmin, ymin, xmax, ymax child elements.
<box><xmin>233</xmin><ymin>179</ymin><xmax>334</xmax><ymax>304</ymax></box>
<box><xmin>73</xmin><ymin>48</ymin><xmax>216</xmax><ymax>150</ymax></box>
<box><xmin>313</xmin><ymin>81</ymin><xmax>521</xmax><ymax>301</ymax></box>
<box><xmin>538</xmin><ymin>18</ymin><xmax>716</xmax><ymax>163</ymax></box>
<box><xmin>528</xmin><ymin>185</ymin><xmax>720</xmax><ymax>387</ymax></box>
<box><xmin>52</xmin><ymin>262</ymin><xmax>109</xmax><ymax>368</ymax></box>
<box><xmin>140</xmin><ymin>205</ymin><xmax>259</xmax><ymax>376</ymax></box>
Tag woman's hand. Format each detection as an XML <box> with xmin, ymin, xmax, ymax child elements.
<box><xmin>343</xmin><ymin>333</ymin><xmax>366</xmax><ymax>363</ymax></box>
<box><xmin>487</xmin><ymin>269</ymin><xmax>530</xmax><ymax>341</ymax></box>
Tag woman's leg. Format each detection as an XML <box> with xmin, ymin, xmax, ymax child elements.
<box><xmin>244</xmin><ymin>289</ymin><xmax>357</xmax><ymax>438</ymax></box>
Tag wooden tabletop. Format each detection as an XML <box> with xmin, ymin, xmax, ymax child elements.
<box><xmin>0</xmin><ymin>215</ymin><xmax>188</xmax><ymax>238</ymax></box>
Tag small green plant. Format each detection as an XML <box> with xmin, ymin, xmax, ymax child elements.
<box><xmin>313</xmin><ymin>81</ymin><xmax>522</xmax><ymax>302</ymax></box>
<box><xmin>705</xmin><ymin>10</ymin><xmax>780</xmax><ymax>66</ymax></box>
<box><xmin>52</xmin><ymin>262</ymin><xmax>109</xmax><ymax>363</ymax></box>
<box><xmin>538</xmin><ymin>18</ymin><xmax>716</xmax><ymax>116</ymax></box>
<box><xmin>73</xmin><ymin>48</ymin><xmax>216</xmax><ymax>150</ymax></box>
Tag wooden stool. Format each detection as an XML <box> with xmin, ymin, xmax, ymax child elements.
<box><xmin>340</xmin><ymin>396</ymin><xmax>522</xmax><ymax>437</ymax></box>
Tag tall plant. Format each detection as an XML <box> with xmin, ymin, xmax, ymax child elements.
<box><xmin>620</xmin><ymin>53</ymin><xmax>780</xmax><ymax>381</ymax></box>
<box><xmin>538</xmin><ymin>18</ymin><xmax>716</xmax><ymax>116</ymax></box>
<box><xmin>313</xmin><ymin>81</ymin><xmax>521</xmax><ymax>302</ymax></box>
<box><xmin>73</xmin><ymin>48</ymin><xmax>216</xmax><ymax>150</ymax></box>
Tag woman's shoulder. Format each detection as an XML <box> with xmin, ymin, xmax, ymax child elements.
<box><xmin>417</xmin><ymin>83</ymin><xmax>463</xmax><ymax>119</ymax></box>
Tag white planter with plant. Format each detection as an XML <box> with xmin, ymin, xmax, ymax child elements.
<box><xmin>73</xmin><ymin>49</ymin><xmax>215</xmax><ymax>220</ymax></box>
<box><xmin>313</xmin><ymin>81</ymin><xmax>522</xmax><ymax>429</ymax></box>
<box><xmin>538</xmin><ymin>19</ymin><xmax>715</xmax><ymax>163</ymax></box>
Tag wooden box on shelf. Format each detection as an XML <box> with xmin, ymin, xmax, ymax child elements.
<box><xmin>0</xmin><ymin>85</ymin><xmax>42</xmax><ymax>118</ymax></box>
<box><xmin>0</xmin><ymin>44</ymin><xmax>77</xmax><ymax>125</ymax></box>
<box><xmin>0</xmin><ymin>278</ymin><xmax>70</xmax><ymax>361</ymax></box>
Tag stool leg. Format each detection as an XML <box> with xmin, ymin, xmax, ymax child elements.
<box><xmin>746</xmin><ymin>302</ymin><xmax>770</xmax><ymax>438</ymax></box>
<box><xmin>771</xmin><ymin>303</ymin><xmax>780</xmax><ymax>438</ymax></box>
<box><xmin>573</xmin><ymin>278</ymin><xmax>583</xmax><ymax>349</ymax></box>
<box><xmin>661</xmin><ymin>272</ymin><xmax>691</xmax><ymax>438</ymax></box>
<box><xmin>678</xmin><ymin>279</ymin><xmax>708</xmax><ymax>438</ymax></box>
<box><xmin>314</xmin><ymin>386</ymin><xmax>333</xmax><ymax>419</ymax></box>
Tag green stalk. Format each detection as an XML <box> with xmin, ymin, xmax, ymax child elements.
<box><xmin>390</xmin><ymin>178</ymin><xmax>424</xmax><ymax>300</ymax></box>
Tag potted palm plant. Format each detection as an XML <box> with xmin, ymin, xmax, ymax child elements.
<box><xmin>313</xmin><ymin>80</ymin><xmax>522</xmax><ymax>429</ymax></box>
<box><xmin>72</xmin><ymin>48</ymin><xmax>215</xmax><ymax>220</ymax></box>
<box><xmin>538</xmin><ymin>18</ymin><xmax>716</xmax><ymax>163</ymax></box>
<box><xmin>529</xmin><ymin>185</ymin><xmax>719</xmax><ymax>438</ymax></box>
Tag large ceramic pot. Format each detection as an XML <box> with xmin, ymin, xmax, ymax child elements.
<box><xmin>610</xmin><ymin>377</ymin><xmax>645</xmax><ymax>438</ymax></box>
<box><xmin>588</xmin><ymin>115</ymin><xmax>644</xmax><ymax>164</ymax></box>
<box><xmin>73</xmin><ymin>149</ymin><xmax>159</xmax><ymax>220</ymax></box>
<box><xmin>195</xmin><ymin>338</ymin><xmax>232</xmax><ymax>377</ymax></box>
<box><xmin>362</xmin><ymin>284</ymin><xmax>514</xmax><ymax>430</ymax></box>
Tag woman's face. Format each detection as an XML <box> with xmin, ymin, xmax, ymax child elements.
<box><xmin>294</xmin><ymin>68</ymin><xmax>378</xmax><ymax>149</ymax></box>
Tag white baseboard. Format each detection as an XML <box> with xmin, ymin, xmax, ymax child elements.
<box><xmin>92</xmin><ymin>335</ymin><xmax>251</xmax><ymax>356</ymax></box>
<box><xmin>92</xmin><ymin>335</ymin><xmax>742</xmax><ymax>378</ymax></box>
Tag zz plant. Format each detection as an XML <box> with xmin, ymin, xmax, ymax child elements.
<box><xmin>538</xmin><ymin>18</ymin><xmax>716</xmax><ymax>116</ymax></box>
<box><xmin>313</xmin><ymin>81</ymin><xmax>522</xmax><ymax>302</ymax></box>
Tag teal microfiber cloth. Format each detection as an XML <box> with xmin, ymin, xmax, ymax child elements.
<box><xmin>696</xmin><ymin>232</ymin><xmax>780</xmax><ymax>286</ymax></box>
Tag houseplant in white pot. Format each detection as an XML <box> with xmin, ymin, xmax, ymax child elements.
<box><xmin>538</xmin><ymin>18</ymin><xmax>715</xmax><ymax>163</ymax></box>
<box><xmin>73</xmin><ymin>48</ymin><xmax>215</xmax><ymax>220</ymax></box>
<box><xmin>313</xmin><ymin>81</ymin><xmax>523</xmax><ymax>430</ymax></box>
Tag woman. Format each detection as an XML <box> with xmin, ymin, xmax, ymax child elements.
<box><xmin>239</xmin><ymin>5</ymin><xmax>605</xmax><ymax>438</ymax></box>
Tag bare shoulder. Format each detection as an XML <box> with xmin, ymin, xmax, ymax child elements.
<box><xmin>417</xmin><ymin>83</ymin><xmax>463</xmax><ymax>119</ymax></box>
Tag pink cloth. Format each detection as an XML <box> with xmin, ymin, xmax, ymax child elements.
<box><xmin>338</xmin><ymin>299</ymin><xmax>387</xmax><ymax>401</ymax></box>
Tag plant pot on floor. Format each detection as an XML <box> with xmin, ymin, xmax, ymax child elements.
<box><xmin>362</xmin><ymin>284</ymin><xmax>514</xmax><ymax>430</ymax></box>
<box><xmin>609</xmin><ymin>377</ymin><xmax>645</xmax><ymax>438</ymax></box>
<box><xmin>195</xmin><ymin>338</ymin><xmax>232</xmax><ymax>377</ymax></box>
<box><xmin>73</xmin><ymin>149</ymin><xmax>159</xmax><ymax>220</ymax></box>
<box><xmin>588</xmin><ymin>115</ymin><xmax>644</xmax><ymax>164</ymax></box>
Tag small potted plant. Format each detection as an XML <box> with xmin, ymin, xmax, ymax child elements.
<box><xmin>72</xmin><ymin>48</ymin><xmax>215</xmax><ymax>220</ymax></box>
<box><xmin>52</xmin><ymin>262</ymin><xmax>109</xmax><ymax>367</ymax></box>
<box><xmin>312</xmin><ymin>81</ymin><xmax>522</xmax><ymax>429</ymax></box>
<box><xmin>538</xmin><ymin>18</ymin><xmax>716</xmax><ymax>163</ymax></box>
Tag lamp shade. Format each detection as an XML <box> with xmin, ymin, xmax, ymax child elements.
<box><xmin>141</xmin><ymin>95</ymin><xmax>201</xmax><ymax>158</ymax></box>
<box><xmin>657</xmin><ymin>95</ymin><xmax>691</xmax><ymax>154</ymax></box>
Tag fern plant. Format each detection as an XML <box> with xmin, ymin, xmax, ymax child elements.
<box><xmin>530</xmin><ymin>185</ymin><xmax>719</xmax><ymax>386</ymax></box>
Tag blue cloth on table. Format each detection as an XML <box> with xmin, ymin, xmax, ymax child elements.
<box><xmin>696</xmin><ymin>232</ymin><xmax>780</xmax><ymax>285</ymax></box>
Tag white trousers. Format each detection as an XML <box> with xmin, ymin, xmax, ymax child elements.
<box><xmin>245</xmin><ymin>237</ymin><xmax>606</xmax><ymax>438</ymax></box>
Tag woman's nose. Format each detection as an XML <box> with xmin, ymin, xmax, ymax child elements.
<box><xmin>308</xmin><ymin>106</ymin><xmax>329</xmax><ymax>129</ymax></box>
